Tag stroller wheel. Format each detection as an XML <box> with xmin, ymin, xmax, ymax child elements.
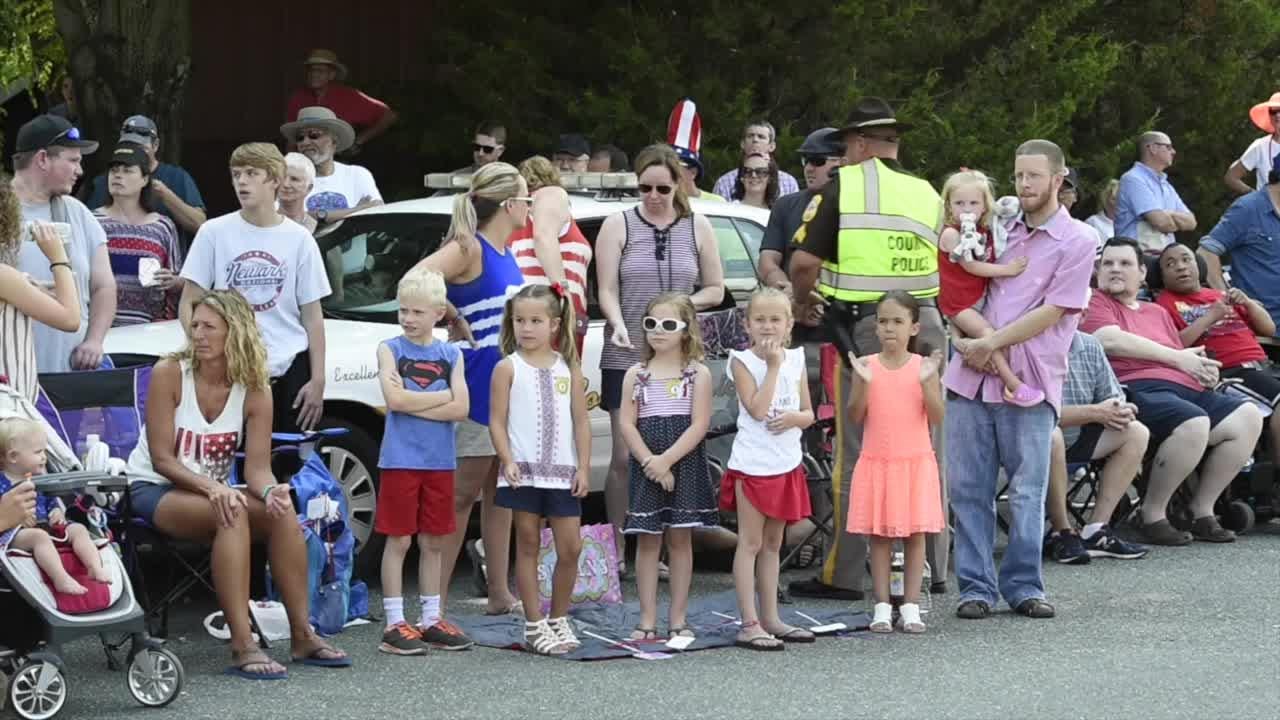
<box><xmin>7</xmin><ymin>660</ymin><xmax>66</xmax><ymax>720</ymax></box>
<box><xmin>126</xmin><ymin>648</ymin><xmax>184</xmax><ymax>708</ymax></box>
<box><xmin>1221</xmin><ymin>500</ymin><xmax>1256</xmax><ymax>535</ymax></box>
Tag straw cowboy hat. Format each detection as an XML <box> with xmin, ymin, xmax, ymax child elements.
<box><xmin>1249</xmin><ymin>92</ymin><xmax>1280</xmax><ymax>133</ymax></box>
<box><xmin>280</xmin><ymin>107</ymin><xmax>356</xmax><ymax>152</ymax></box>
<box><xmin>302</xmin><ymin>49</ymin><xmax>348</xmax><ymax>82</ymax></box>
<box><xmin>827</xmin><ymin>96</ymin><xmax>913</xmax><ymax>144</ymax></box>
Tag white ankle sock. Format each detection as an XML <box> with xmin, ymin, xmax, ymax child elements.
<box><xmin>1082</xmin><ymin>523</ymin><xmax>1104</xmax><ymax>539</ymax></box>
<box><xmin>420</xmin><ymin>594</ymin><xmax>441</xmax><ymax>628</ymax></box>
<box><xmin>383</xmin><ymin>597</ymin><xmax>404</xmax><ymax>628</ymax></box>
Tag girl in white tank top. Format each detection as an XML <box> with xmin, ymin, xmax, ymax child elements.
<box><xmin>128</xmin><ymin>360</ymin><xmax>246</xmax><ymax>486</ymax></box>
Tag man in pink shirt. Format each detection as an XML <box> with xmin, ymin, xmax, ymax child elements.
<box><xmin>1081</xmin><ymin>237</ymin><xmax>1262</xmax><ymax>545</ymax></box>
<box><xmin>943</xmin><ymin>139</ymin><xmax>1095</xmax><ymax>621</ymax></box>
<box><xmin>285</xmin><ymin>49</ymin><xmax>398</xmax><ymax>153</ymax></box>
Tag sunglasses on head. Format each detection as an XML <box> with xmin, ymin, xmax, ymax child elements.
<box><xmin>124</xmin><ymin>124</ymin><xmax>157</xmax><ymax>138</ymax></box>
<box><xmin>295</xmin><ymin>129</ymin><xmax>328</xmax><ymax>142</ymax></box>
<box><xmin>642</xmin><ymin>316</ymin><xmax>687</xmax><ymax>333</ymax></box>
<box><xmin>473</xmin><ymin>143</ymin><xmax>497</xmax><ymax>154</ymax></box>
<box><xmin>639</xmin><ymin>183</ymin><xmax>674</xmax><ymax>196</ymax></box>
<box><xmin>740</xmin><ymin>167</ymin><xmax>770</xmax><ymax>178</ymax></box>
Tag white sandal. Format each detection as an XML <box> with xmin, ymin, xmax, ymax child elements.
<box><xmin>548</xmin><ymin>616</ymin><xmax>580</xmax><ymax>651</ymax></box>
<box><xmin>870</xmin><ymin>602</ymin><xmax>894</xmax><ymax>633</ymax></box>
<box><xmin>524</xmin><ymin>619</ymin><xmax>568</xmax><ymax>655</ymax></box>
<box><xmin>898</xmin><ymin>603</ymin><xmax>926</xmax><ymax>634</ymax></box>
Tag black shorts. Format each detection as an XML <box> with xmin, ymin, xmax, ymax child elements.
<box><xmin>495</xmin><ymin>486</ymin><xmax>581</xmax><ymax>518</ymax></box>
<box><xmin>271</xmin><ymin>351</ymin><xmax>314</xmax><ymax>434</ymax></box>
<box><xmin>600</xmin><ymin>367</ymin><xmax>628</xmax><ymax>412</ymax></box>
<box><xmin>1222</xmin><ymin>366</ymin><xmax>1280</xmax><ymax>408</ymax></box>
<box><xmin>1065</xmin><ymin>423</ymin><xmax>1105</xmax><ymax>464</ymax></box>
<box><xmin>1128</xmin><ymin>379</ymin><xmax>1246</xmax><ymax>444</ymax></box>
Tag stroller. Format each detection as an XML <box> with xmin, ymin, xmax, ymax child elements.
<box><xmin>0</xmin><ymin>470</ymin><xmax>184</xmax><ymax>719</ymax></box>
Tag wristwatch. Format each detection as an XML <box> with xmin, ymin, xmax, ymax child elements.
<box><xmin>316</xmin><ymin>209</ymin><xmax>329</xmax><ymax>223</ymax></box>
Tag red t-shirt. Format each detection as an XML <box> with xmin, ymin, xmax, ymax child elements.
<box><xmin>285</xmin><ymin>84</ymin><xmax>389</xmax><ymax>129</ymax></box>
<box><xmin>1154</xmin><ymin>287</ymin><xmax>1266</xmax><ymax>368</ymax></box>
<box><xmin>1080</xmin><ymin>290</ymin><xmax>1200</xmax><ymax>390</ymax></box>
<box><xmin>937</xmin><ymin>224</ymin><xmax>993</xmax><ymax>317</ymax></box>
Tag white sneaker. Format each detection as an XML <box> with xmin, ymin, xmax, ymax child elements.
<box><xmin>898</xmin><ymin>603</ymin><xmax>925</xmax><ymax>633</ymax></box>
<box><xmin>870</xmin><ymin>602</ymin><xmax>893</xmax><ymax>633</ymax></box>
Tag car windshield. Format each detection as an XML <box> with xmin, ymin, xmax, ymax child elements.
<box><xmin>318</xmin><ymin>213</ymin><xmax>452</xmax><ymax>321</ymax></box>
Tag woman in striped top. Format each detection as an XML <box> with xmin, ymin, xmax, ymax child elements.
<box><xmin>596</xmin><ymin>144</ymin><xmax>725</xmax><ymax>564</ymax></box>
<box><xmin>94</xmin><ymin>143</ymin><xmax>182</xmax><ymax>326</ymax></box>
<box><xmin>511</xmin><ymin>156</ymin><xmax>592</xmax><ymax>356</ymax></box>
<box><xmin>411</xmin><ymin>162</ymin><xmax>527</xmax><ymax>616</ymax></box>
<box><xmin>0</xmin><ymin>176</ymin><xmax>81</xmax><ymax>406</ymax></box>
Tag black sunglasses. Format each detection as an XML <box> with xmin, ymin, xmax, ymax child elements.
<box><xmin>740</xmin><ymin>167</ymin><xmax>770</xmax><ymax>178</ymax></box>
<box><xmin>123</xmin><ymin>124</ymin><xmax>157</xmax><ymax>138</ymax></box>
<box><xmin>295</xmin><ymin>129</ymin><xmax>328</xmax><ymax>142</ymax></box>
<box><xmin>639</xmin><ymin>183</ymin><xmax>674</xmax><ymax>196</ymax></box>
<box><xmin>473</xmin><ymin>143</ymin><xmax>497</xmax><ymax>154</ymax></box>
<box><xmin>803</xmin><ymin>155</ymin><xmax>836</xmax><ymax>167</ymax></box>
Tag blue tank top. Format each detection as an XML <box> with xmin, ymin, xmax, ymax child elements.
<box><xmin>378</xmin><ymin>336</ymin><xmax>461</xmax><ymax>470</ymax></box>
<box><xmin>445</xmin><ymin>232</ymin><xmax>525</xmax><ymax>425</ymax></box>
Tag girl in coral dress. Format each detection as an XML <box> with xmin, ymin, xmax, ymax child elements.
<box><xmin>847</xmin><ymin>290</ymin><xmax>945</xmax><ymax>634</ymax></box>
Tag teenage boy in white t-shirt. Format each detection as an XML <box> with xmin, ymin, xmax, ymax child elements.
<box><xmin>179</xmin><ymin>142</ymin><xmax>331</xmax><ymax>433</ymax></box>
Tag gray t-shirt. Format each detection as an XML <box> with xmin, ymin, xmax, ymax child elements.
<box><xmin>17</xmin><ymin>195</ymin><xmax>107</xmax><ymax>372</ymax></box>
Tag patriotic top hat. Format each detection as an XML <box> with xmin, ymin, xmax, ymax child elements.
<box><xmin>668</xmin><ymin>98</ymin><xmax>704</xmax><ymax>180</ymax></box>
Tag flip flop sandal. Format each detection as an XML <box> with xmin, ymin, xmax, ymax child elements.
<box><xmin>772</xmin><ymin>627</ymin><xmax>816</xmax><ymax>643</ymax></box>
<box><xmin>227</xmin><ymin>651</ymin><xmax>287</xmax><ymax>680</ymax></box>
<box><xmin>733</xmin><ymin>633</ymin><xmax>785</xmax><ymax>652</ymax></box>
<box><xmin>668</xmin><ymin>626</ymin><xmax>696</xmax><ymax>640</ymax></box>
<box><xmin>292</xmin><ymin>646</ymin><xmax>353</xmax><ymax>667</ymax></box>
<box><xmin>629</xmin><ymin>626</ymin><xmax>659</xmax><ymax>641</ymax></box>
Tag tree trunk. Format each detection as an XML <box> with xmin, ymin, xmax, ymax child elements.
<box><xmin>52</xmin><ymin>0</ymin><xmax>191</xmax><ymax>179</ymax></box>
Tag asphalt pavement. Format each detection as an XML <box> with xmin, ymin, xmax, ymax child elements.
<box><xmin>19</xmin><ymin>522</ymin><xmax>1280</xmax><ymax>720</ymax></box>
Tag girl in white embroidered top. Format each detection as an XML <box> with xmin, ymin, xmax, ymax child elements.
<box><xmin>619</xmin><ymin>292</ymin><xmax>714</xmax><ymax>642</ymax></box>
<box><xmin>488</xmin><ymin>283</ymin><xmax>590</xmax><ymax>656</ymax></box>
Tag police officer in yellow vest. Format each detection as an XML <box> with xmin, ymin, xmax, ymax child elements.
<box><xmin>788</xmin><ymin>97</ymin><xmax>950</xmax><ymax>601</ymax></box>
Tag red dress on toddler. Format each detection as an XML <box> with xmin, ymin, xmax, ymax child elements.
<box><xmin>847</xmin><ymin>354</ymin><xmax>944</xmax><ymax>537</ymax></box>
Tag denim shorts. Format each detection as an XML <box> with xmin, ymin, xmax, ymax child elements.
<box><xmin>128</xmin><ymin>482</ymin><xmax>173</xmax><ymax>525</ymax></box>
<box><xmin>495</xmin><ymin>486</ymin><xmax>580</xmax><ymax>518</ymax></box>
<box><xmin>1128</xmin><ymin>379</ymin><xmax>1245</xmax><ymax>443</ymax></box>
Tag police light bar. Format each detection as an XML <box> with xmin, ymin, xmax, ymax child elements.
<box><xmin>424</xmin><ymin>171</ymin><xmax>638</xmax><ymax>191</ymax></box>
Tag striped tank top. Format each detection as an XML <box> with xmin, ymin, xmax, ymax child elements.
<box><xmin>445</xmin><ymin>232</ymin><xmax>525</xmax><ymax>425</ymax></box>
<box><xmin>600</xmin><ymin>209</ymin><xmax>699</xmax><ymax>371</ymax></box>
<box><xmin>509</xmin><ymin>215</ymin><xmax>591</xmax><ymax>322</ymax></box>
<box><xmin>0</xmin><ymin>300</ymin><xmax>38</xmax><ymax>404</ymax></box>
<box><xmin>633</xmin><ymin>365</ymin><xmax>698</xmax><ymax>419</ymax></box>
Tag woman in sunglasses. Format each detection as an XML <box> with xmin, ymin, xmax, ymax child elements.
<box><xmin>596</xmin><ymin>144</ymin><xmax>725</xmax><ymax>570</ymax></box>
<box><xmin>730</xmin><ymin>152</ymin><xmax>779</xmax><ymax>210</ymax></box>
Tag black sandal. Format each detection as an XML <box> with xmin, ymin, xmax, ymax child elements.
<box><xmin>955</xmin><ymin>599</ymin><xmax>991</xmax><ymax>620</ymax></box>
<box><xmin>1190</xmin><ymin>516</ymin><xmax>1236</xmax><ymax>543</ymax></box>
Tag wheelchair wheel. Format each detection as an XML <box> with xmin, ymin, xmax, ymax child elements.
<box><xmin>7</xmin><ymin>660</ymin><xmax>66</xmax><ymax>720</ymax></box>
<box><xmin>125</xmin><ymin>648</ymin><xmax>184</xmax><ymax>708</ymax></box>
<box><xmin>1221</xmin><ymin>500</ymin><xmax>1256</xmax><ymax>535</ymax></box>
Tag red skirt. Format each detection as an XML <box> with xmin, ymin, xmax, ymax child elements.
<box><xmin>720</xmin><ymin>466</ymin><xmax>811</xmax><ymax>522</ymax></box>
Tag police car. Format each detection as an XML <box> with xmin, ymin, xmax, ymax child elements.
<box><xmin>104</xmin><ymin>172</ymin><xmax>768</xmax><ymax>565</ymax></box>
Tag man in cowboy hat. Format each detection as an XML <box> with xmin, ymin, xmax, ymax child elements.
<box><xmin>786</xmin><ymin>97</ymin><xmax>950</xmax><ymax>601</ymax></box>
<box><xmin>1225</xmin><ymin>92</ymin><xmax>1280</xmax><ymax>195</ymax></box>
<box><xmin>285</xmin><ymin>48</ymin><xmax>398</xmax><ymax>152</ymax></box>
<box><xmin>281</xmin><ymin>107</ymin><xmax>382</xmax><ymax>302</ymax></box>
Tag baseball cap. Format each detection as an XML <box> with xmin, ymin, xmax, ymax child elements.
<box><xmin>1063</xmin><ymin>167</ymin><xmax>1080</xmax><ymax>190</ymax></box>
<box><xmin>107</xmin><ymin>143</ymin><xmax>149</xmax><ymax>170</ymax></box>
<box><xmin>15</xmin><ymin>114</ymin><xmax>99</xmax><ymax>154</ymax></box>
<box><xmin>120</xmin><ymin>115</ymin><xmax>158</xmax><ymax>145</ymax></box>
<box><xmin>555</xmin><ymin>133</ymin><xmax>591</xmax><ymax>158</ymax></box>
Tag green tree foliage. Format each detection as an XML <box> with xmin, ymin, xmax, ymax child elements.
<box><xmin>0</xmin><ymin>0</ymin><xmax>64</xmax><ymax>116</ymax></box>
<box><xmin>381</xmin><ymin>0</ymin><xmax>1280</xmax><ymax>226</ymax></box>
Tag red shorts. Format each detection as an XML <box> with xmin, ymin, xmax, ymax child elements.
<box><xmin>720</xmin><ymin>466</ymin><xmax>811</xmax><ymax>522</ymax></box>
<box><xmin>375</xmin><ymin>469</ymin><xmax>456</xmax><ymax>536</ymax></box>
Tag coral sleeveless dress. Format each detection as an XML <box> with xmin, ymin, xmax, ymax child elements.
<box><xmin>847</xmin><ymin>354</ymin><xmax>944</xmax><ymax>538</ymax></box>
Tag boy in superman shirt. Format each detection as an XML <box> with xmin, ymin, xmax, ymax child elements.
<box><xmin>1154</xmin><ymin>243</ymin><xmax>1280</xmax><ymax>464</ymax></box>
<box><xmin>374</xmin><ymin>268</ymin><xmax>474</xmax><ymax>654</ymax></box>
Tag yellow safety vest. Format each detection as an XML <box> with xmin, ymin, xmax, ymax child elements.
<box><xmin>817</xmin><ymin>159</ymin><xmax>942</xmax><ymax>303</ymax></box>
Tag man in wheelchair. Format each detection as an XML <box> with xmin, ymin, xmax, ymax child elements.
<box><xmin>1152</xmin><ymin>243</ymin><xmax>1280</xmax><ymax>469</ymax></box>
<box><xmin>1045</xmin><ymin>333</ymin><xmax>1151</xmax><ymax>564</ymax></box>
<box><xmin>1081</xmin><ymin>238</ymin><xmax>1264</xmax><ymax>546</ymax></box>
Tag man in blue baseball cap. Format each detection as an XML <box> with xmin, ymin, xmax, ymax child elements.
<box><xmin>11</xmin><ymin>114</ymin><xmax>117</xmax><ymax>372</ymax></box>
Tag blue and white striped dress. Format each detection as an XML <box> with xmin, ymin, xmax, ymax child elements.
<box><xmin>446</xmin><ymin>232</ymin><xmax>525</xmax><ymax>425</ymax></box>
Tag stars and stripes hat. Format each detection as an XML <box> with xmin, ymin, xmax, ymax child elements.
<box><xmin>667</xmin><ymin>98</ymin><xmax>704</xmax><ymax>180</ymax></box>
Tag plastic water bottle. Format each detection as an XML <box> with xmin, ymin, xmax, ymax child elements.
<box><xmin>82</xmin><ymin>434</ymin><xmax>109</xmax><ymax>472</ymax></box>
<box><xmin>889</xmin><ymin>551</ymin><xmax>905</xmax><ymax>607</ymax></box>
<box><xmin>920</xmin><ymin>561</ymin><xmax>933</xmax><ymax>614</ymax></box>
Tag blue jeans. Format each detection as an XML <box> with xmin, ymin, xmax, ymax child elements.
<box><xmin>945</xmin><ymin>393</ymin><xmax>1055</xmax><ymax>608</ymax></box>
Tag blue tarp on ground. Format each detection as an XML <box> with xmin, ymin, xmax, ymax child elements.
<box><xmin>452</xmin><ymin>590</ymin><xmax>871</xmax><ymax>661</ymax></box>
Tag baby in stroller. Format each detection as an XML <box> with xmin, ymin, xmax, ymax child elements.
<box><xmin>0</xmin><ymin>418</ymin><xmax>109</xmax><ymax>594</ymax></box>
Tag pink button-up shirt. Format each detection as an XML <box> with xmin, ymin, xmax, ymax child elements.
<box><xmin>942</xmin><ymin>205</ymin><xmax>1097</xmax><ymax>413</ymax></box>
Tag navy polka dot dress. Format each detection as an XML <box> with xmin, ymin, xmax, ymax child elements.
<box><xmin>624</xmin><ymin>365</ymin><xmax>719</xmax><ymax>534</ymax></box>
